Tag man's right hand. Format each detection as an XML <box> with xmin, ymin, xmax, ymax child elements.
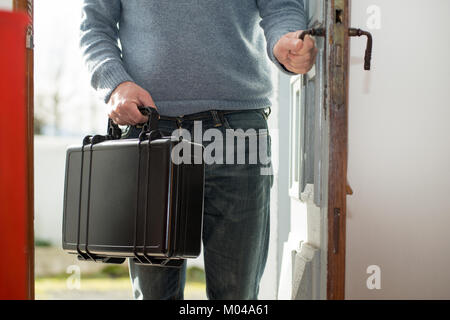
<box><xmin>108</xmin><ymin>81</ymin><xmax>157</xmax><ymax>126</ymax></box>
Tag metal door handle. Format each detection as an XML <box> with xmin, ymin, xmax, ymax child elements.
<box><xmin>299</xmin><ymin>28</ymin><xmax>373</xmax><ymax>70</ymax></box>
<box><xmin>348</xmin><ymin>28</ymin><xmax>372</xmax><ymax>70</ymax></box>
<box><xmin>299</xmin><ymin>28</ymin><xmax>326</xmax><ymax>40</ymax></box>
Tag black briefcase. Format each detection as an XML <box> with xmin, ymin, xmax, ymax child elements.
<box><xmin>62</xmin><ymin>108</ymin><xmax>205</xmax><ymax>267</ymax></box>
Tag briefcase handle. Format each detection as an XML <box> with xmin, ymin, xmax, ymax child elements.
<box><xmin>107</xmin><ymin>106</ymin><xmax>160</xmax><ymax>140</ymax></box>
<box><xmin>138</xmin><ymin>106</ymin><xmax>160</xmax><ymax>133</ymax></box>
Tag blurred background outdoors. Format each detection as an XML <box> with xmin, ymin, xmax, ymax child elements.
<box><xmin>33</xmin><ymin>0</ymin><xmax>206</xmax><ymax>300</ymax></box>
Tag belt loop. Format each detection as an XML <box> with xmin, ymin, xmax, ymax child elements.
<box><xmin>264</xmin><ymin>107</ymin><xmax>271</xmax><ymax>120</ymax></box>
<box><xmin>217</xmin><ymin>111</ymin><xmax>231</xmax><ymax>129</ymax></box>
<box><xmin>176</xmin><ymin>117</ymin><xmax>183</xmax><ymax>129</ymax></box>
<box><xmin>210</xmin><ymin>110</ymin><xmax>222</xmax><ymax>128</ymax></box>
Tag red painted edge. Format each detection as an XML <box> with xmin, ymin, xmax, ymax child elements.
<box><xmin>0</xmin><ymin>10</ymin><xmax>32</xmax><ymax>300</ymax></box>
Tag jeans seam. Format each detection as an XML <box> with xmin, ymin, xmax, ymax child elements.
<box><xmin>177</xmin><ymin>262</ymin><xmax>184</xmax><ymax>299</ymax></box>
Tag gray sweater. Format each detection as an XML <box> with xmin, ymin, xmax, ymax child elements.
<box><xmin>80</xmin><ymin>0</ymin><xmax>306</xmax><ymax>116</ymax></box>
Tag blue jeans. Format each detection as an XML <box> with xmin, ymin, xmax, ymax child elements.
<box><xmin>125</xmin><ymin>108</ymin><xmax>273</xmax><ymax>300</ymax></box>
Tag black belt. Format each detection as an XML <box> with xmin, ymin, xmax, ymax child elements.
<box><xmin>157</xmin><ymin>108</ymin><xmax>271</xmax><ymax>128</ymax></box>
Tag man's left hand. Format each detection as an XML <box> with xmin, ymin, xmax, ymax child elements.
<box><xmin>273</xmin><ymin>30</ymin><xmax>318</xmax><ymax>74</ymax></box>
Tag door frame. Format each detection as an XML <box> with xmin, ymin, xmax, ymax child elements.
<box><xmin>326</xmin><ymin>0</ymin><xmax>350</xmax><ymax>300</ymax></box>
<box><xmin>13</xmin><ymin>0</ymin><xmax>34</xmax><ymax>300</ymax></box>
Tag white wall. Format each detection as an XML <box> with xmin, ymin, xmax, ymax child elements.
<box><xmin>346</xmin><ymin>0</ymin><xmax>450</xmax><ymax>299</ymax></box>
<box><xmin>0</xmin><ymin>0</ymin><xmax>11</xmax><ymax>11</ymax></box>
<box><xmin>34</xmin><ymin>136</ymin><xmax>80</xmax><ymax>245</ymax></box>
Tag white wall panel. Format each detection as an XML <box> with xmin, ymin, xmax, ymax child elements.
<box><xmin>346</xmin><ymin>0</ymin><xmax>450</xmax><ymax>299</ymax></box>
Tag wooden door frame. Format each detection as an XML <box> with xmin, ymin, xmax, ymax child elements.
<box><xmin>13</xmin><ymin>0</ymin><xmax>34</xmax><ymax>300</ymax></box>
<box><xmin>326</xmin><ymin>0</ymin><xmax>350</xmax><ymax>300</ymax></box>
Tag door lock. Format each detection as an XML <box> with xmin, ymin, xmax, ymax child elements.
<box><xmin>299</xmin><ymin>28</ymin><xmax>373</xmax><ymax>70</ymax></box>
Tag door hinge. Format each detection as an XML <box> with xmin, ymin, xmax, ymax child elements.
<box><xmin>333</xmin><ymin>208</ymin><xmax>341</xmax><ymax>254</ymax></box>
<box><xmin>26</xmin><ymin>30</ymin><xmax>33</xmax><ymax>49</ymax></box>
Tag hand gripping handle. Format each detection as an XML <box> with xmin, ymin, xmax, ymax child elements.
<box><xmin>107</xmin><ymin>106</ymin><xmax>160</xmax><ymax>140</ymax></box>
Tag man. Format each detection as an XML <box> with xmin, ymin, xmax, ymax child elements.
<box><xmin>80</xmin><ymin>0</ymin><xmax>316</xmax><ymax>300</ymax></box>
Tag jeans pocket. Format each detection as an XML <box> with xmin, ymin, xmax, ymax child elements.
<box><xmin>224</xmin><ymin>109</ymin><xmax>269</xmax><ymax>133</ymax></box>
<box><xmin>217</xmin><ymin>110</ymin><xmax>271</xmax><ymax>168</ymax></box>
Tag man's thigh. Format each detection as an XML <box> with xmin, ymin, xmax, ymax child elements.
<box><xmin>202</xmin><ymin>110</ymin><xmax>273</xmax><ymax>300</ymax></box>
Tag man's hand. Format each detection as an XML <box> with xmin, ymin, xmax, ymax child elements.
<box><xmin>108</xmin><ymin>81</ymin><xmax>157</xmax><ymax>126</ymax></box>
<box><xmin>274</xmin><ymin>31</ymin><xmax>318</xmax><ymax>75</ymax></box>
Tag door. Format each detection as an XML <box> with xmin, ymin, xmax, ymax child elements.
<box><xmin>278</xmin><ymin>0</ymin><xmax>328</xmax><ymax>300</ymax></box>
<box><xmin>278</xmin><ymin>0</ymin><xmax>368</xmax><ymax>299</ymax></box>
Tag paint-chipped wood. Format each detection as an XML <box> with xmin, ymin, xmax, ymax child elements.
<box><xmin>326</xmin><ymin>0</ymin><xmax>349</xmax><ymax>300</ymax></box>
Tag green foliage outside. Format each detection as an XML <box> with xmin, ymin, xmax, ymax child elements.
<box><xmin>36</xmin><ymin>265</ymin><xmax>205</xmax><ymax>284</ymax></box>
<box><xmin>35</xmin><ymin>238</ymin><xmax>53</xmax><ymax>247</ymax></box>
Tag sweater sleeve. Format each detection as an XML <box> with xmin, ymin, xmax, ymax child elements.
<box><xmin>80</xmin><ymin>0</ymin><xmax>134</xmax><ymax>103</ymax></box>
<box><xmin>256</xmin><ymin>0</ymin><xmax>307</xmax><ymax>75</ymax></box>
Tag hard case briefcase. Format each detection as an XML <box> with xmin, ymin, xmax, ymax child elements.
<box><xmin>62</xmin><ymin>108</ymin><xmax>205</xmax><ymax>267</ymax></box>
